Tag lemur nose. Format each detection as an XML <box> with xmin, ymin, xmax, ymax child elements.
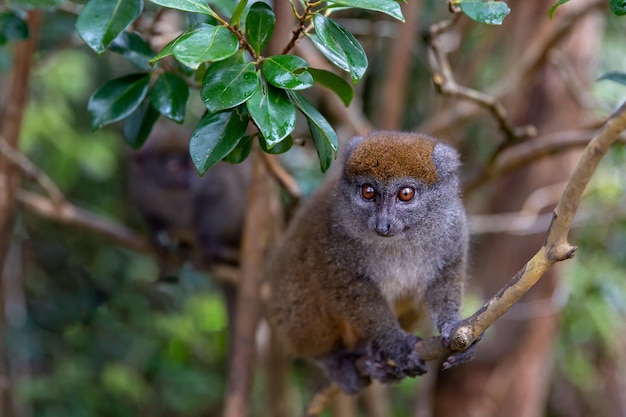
<box><xmin>375</xmin><ymin>222</ymin><xmax>392</xmax><ymax>236</ymax></box>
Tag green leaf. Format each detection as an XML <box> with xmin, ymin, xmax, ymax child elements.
<box><xmin>598</xmin><ymin>71</ymin><xmax>626</xmax><ymax>86</ymax></box>
<box><xmin>308</xmin><ymin>33</ymin><xmax>347</xmax><ymax>70</ymax></box>
<box><xmin>245</xmin><ymin>1</ymin><xmax>275</xmax><ymax>55</ymax></box>
<box><xmin>201</xmin><ymin>62</ymin><xmax>260</xmax><ymax>113</ymax></box>
<box><xmin>310</xmin><ymin>14</ymin><xmax>367</xmax><ymax>83</ymax></box>
<box><xmin>88</xmin><ymin>73</ymin><xmax>151</xmax><ymax>130</ymax></box>
<box><xmin>246</xmin><ymin>82</ymin><xmax>296</xmax><ymax>146</ymax></box>
<box><xmin>0</xmin><ymin>12</ymin><xmax>29</xmax><ymax>45</ymax></box>
<box><xmin>308</xmin><ymin>68</ymin><xmax>354</xmax><ymax>106</ymax></box>
<box><xmin>262</xmin><ymin>55</ymin><xmax>313</xmax><ymax>90</ymax></box>
<box><xmin>326</xmin><ymin>0</ymin><xmax>404</xmax><ymax>21</ymax></box>
<box><xmin>172</xmin><ymin>24</ymin><xmax>239</xmax><ymax>69</ymax></box>
<box><xmin>147</xmin><ymin>0</ymin><xmax>217</xmax><ymax>16</ymax></box>
<box><xmin>109</xmin><ymin>32</ymin><xmax>154</xmax><ymax>71</ymax></box>
<box><xmin>459</xmin><ymin>1</ymin><xmax>511</xmax><ymax>25</ymax></box>
<box><xmin>230</xmin><ymin>0</ymin><xmax>249</xmax><ymax>26</ymax></box>
<box><xmin>548</xmin><ymin>0</ymin><xmax>570</xmax><ymax>18</ymax></box>
<box><xmin>149</xmin><ymin>23</ymin><xmax>203</xmax><ymax>65</ymax></box>
<box><xmin>258</xmin><ymin>134</ymin><xmax>293</xmax><ymax>154</ymax></box>
<box><xmin>75</xmin><ymin>0</ymin><xmax>143</xmax><ymax>54</ymax></box>
<box><xmin>10</xmin><ymin>0</ymin><xmax>64</xmax><ymax>8</ymax></box>
<box><xmin>223</xmin><ymin>135</ymin><xmax>253</xmax><ymax>163</ymax></box>
<box><xmin>190</xmin><ymin>108</ymin><xmax>250</xmax><ymax>174</ymax></box>
<box><xmin>150</xmin><ymin>72</ymin><xmax>189</xmax><ymax>123</ymax></box>
<box><xmin>123</xmin><ymin>100</ymin><xmax>160</xmax><ymax>149</ymax></box>
<box><xmin>610</xmin><ymin>0</ymin><xmax>626</xmax><ymax>15</ymax></box>
<box><xmin>287</xmin><ymin>91</ymin><xmax>338</xmax><ymax>172</ymax></box>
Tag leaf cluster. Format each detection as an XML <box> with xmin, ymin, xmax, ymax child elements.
<box><xmin>5</xmin><ymin>0</ymin><xmax>405</xmax><ymax>173</ymax></box>
<box><xmin>1</xmin><ymin>0</ymin><xmax>523</xmax><ymax>173</ymax></box>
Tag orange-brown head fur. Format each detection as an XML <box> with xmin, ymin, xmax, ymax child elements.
<box><xmin>345</xmin><ymin>132</ymin><xmax>439</xmax><ymax>185</ymax></box>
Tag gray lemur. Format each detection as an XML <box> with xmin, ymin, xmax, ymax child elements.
<box><xmin>128</xmin><ymin>122</ymin><xmax>250</xmax><ymax>266</ymax></box>
<box><xmin>264</xmin><ymin>131</ymin><xmax>476</xmax><ymax>394</ymax></box>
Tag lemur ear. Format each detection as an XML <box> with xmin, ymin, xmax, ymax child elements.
<box><xmin>431</xmin><ymin>142</ymin><xmax>461</xmax><ymax>179</ymax></box>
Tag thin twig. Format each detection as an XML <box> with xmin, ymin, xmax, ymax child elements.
<box><xmin>282</xmin><ymin>0</ymin><xmax>319</xmax><ymax>56</ymax></box>
<box><xmin>17</xmin><ymin>190</ymin><xmax>153</xmax><ymax>253</ymax></box>
<box><xmin>424</xmin><ymin>14</ymin><xmax>536</xmax><ymax>142</ymax></box>
<box><xmin>463</xmin><ymin>128</ymin><xmax>625</xmax><ymax>194</ymax></box>
<box><xmin>302</xmin><ymin>383</ymin><xmax>342</xmax><ymax>417</ymax></box>
<box><xmin>418</xmin><ymin>0</ymin><xmax>604</xmax><ymax>136</ymax></box>
<box><xmin>0</xmin><ymin>137</ymin><xmax>64</xmax><ymax>206</ymax></box>
<box><xmin>260</xmin><ymin>152</ymin><xmax>302</xmax><ymax>202</ymax></box>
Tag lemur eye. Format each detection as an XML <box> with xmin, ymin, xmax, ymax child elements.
<box><xmin>361</xmin><ymin>184</ymin><xmax>376</xmax><ymax>200</ymax></box>
<box><xmin>398</xmin><ymin>187</ymin><xmax>415</xmax><ymax>202</ymax></box>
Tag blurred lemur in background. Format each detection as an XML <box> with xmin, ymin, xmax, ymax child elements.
<box><xmin>128</xmin><ymin>122</ymin><xmax>251</xmax><ymax>269</ymax></box>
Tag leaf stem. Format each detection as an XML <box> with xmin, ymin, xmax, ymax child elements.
<box><xmin>282</xmin><ymin>1</ymin><xmax>316</xmax><ymax>55</ymax></box>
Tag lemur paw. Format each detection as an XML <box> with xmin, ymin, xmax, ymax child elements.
<box><xmin>364</xmin><ymin>331</ymin><xmax>427</xmax><ymax>383</ymax></box>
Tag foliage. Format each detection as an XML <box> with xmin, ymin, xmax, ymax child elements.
<box><xmin>73</xmin><ymin>0</ymin><xmax>409</xmax><ymax>174</ymax></box>
<box><xmin>3</xmin><ymin>0</ymin><xmax>512</xmax><ymax>175</ymax></box>
<box><xmin>598</xmin><ymin>70</ymin><xmax>626</xmax><ymax>86</ymax></box>
<box><xmin>456</xmin><ymin>1</ymin><xmax>510</xmax><ymax>25</ymax></box>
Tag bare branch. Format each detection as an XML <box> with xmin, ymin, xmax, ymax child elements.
<box><xmin>302</xmin><ymin>384</ymin><xmax>342</xmax><ymax>417</ymax></box>
<box><xmin>424</xmin><ymin>14</ymin><xmax>536</xmax><ymax>142</ymax></box>
<box><xmin>463</xmin><ymin>128</ymin><xmax>625</xmax><ymax>194</ymax></box>
<box><xmin>0</xmin><ymin>137</ymin><xmax>64</xmax><ymax>205</ymax></box>
<box><xmin>378</xmin><ymin>0</ymin><xmax>422</xmax><ymax>130</ymax></box>
<box><xmin>223</xmin><ymin>149</ymin><xmax>274</xmax><ymax>417</ymax></box>
<box><xmin>418</xmin><ymin>0</ymin><xmax>604</xmax><ymax>137</ymax></box>
<box><xmin>282</xmin><ymin>2</ymin><xmax>314</xmax><ymax>55</ymax></box>
<box><xmin>261</xmin><ymin>152</ymin><xmax>302</xmax><ymax>202</ymax></box>
<box><xmin>448</xmin><ymin>100</ymin><xmax>626</xmax><ymax>352</ymax></box>
<box><xmin>0</xmin><ymin>136</ymin><xmax>155</xmax><ymax>255</ymax></box>
<box><xmin>0</xmin><ymin>10</ymin><xmax>42</xmax><ymax>280</ymax></box>
<box><xmin>17</xmin><ymin>190</ymin><xmax>153</xmax><ymax>253</ymax></box>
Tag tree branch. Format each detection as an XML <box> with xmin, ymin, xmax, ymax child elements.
<box><xmin>223</xmin><ymin>148</ymin><xmax>274</xmax><ymax>417</ymax></box>
<box><xmin>17</xmin><ymin>189</ymin><xmax>152</xmax><ymax>253</ymax></box>
<box><xmin>378</xmin><ymin>0</ymin><xmax>422</xmax><ymax>130</ymax></box>
<box><xmin>0</xmin><ymin>11</ymin><xmax>42</xmax><ymax>272</ymax></box>
<box><xmin>424</xmin><ymin>14</ymin><xmax>536</xmax><ymax>142</ymax></box>
<box><xmin>447</xmin><ymin>100</ymin><xmax>626</xmax><ymax>352</ymax></box>
<box><xmin>418</xmin><ymin>0</ymin><xmax>604</xmax><ymax>137</ymax></box>
<box><xmin>281</xmin><ymin>1</ymin><xmax>315</xmax><ymax>55</ymax></box>
<box><xmin>463</xmin><ymin>128</ymin><xmax>625</xmax><ymax>194</ymax></box>
<box><xmin>0</xmin><ymin>137</ymin><xmax>64</xmax><ymax>205</ymax></box>
<box><xmin>260</xmin><ymin>152</ymin><xmax>301</xmax><ymax>202</ymax></box>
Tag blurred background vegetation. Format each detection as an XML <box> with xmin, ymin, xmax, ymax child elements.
<box><xmin>1</xmin><ymin>1</ymin><xmax>625</xmax><ymax>416</ymax></box>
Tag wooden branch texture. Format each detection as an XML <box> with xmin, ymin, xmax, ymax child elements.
<box><xmin>223</xmin><ymin>149</ymin><xmax>274</xmax><ymax>417</ymax></box>
<box><xmin>0</xmin><ymin>11</ymin><xmax>42</xmax><ymax>270</ymax></box>
<box><xmin>448</xmin><ymin>100</ymin><xmax>626</xmax><ymax>351</ymax></box>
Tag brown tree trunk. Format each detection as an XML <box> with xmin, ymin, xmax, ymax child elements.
<box><xmin>0</xmin><ymin>11</ymin><xmax>42</xmax><ymax>417</ymax></box>
<box><xmin>432</xmin><ymin>2</ymin><xmax>603</xmax><ymax>416</ymax></box>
